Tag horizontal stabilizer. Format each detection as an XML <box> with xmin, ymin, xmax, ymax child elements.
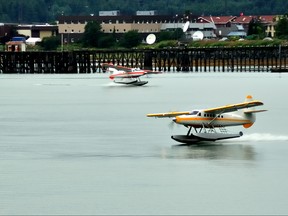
<box><xmin>244</xmin><ymin>109</ymin><xmax>267</xmax><ymax>114</ymax></box>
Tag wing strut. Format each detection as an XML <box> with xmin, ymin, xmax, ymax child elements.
<box><xmin>208</xmin><ymin>110</ymin><xmax>225</xmax><ymax>125</ymax></box>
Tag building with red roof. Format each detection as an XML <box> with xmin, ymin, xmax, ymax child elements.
<box><xmin>232</xmin><ymin>15</ymin><xmax>277</xmax><ymax>37</ymax></box>
<box><xmin>198</xmin><ymin>16</ymin><xmax>240</xmax><ymax>37</ymax></box>
<box><xmin>198</xmin><ymin>15</ymin><xmax>278</xmax><ymax>38</ymax></box>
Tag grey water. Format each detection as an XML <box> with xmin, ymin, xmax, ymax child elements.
<box><xmin>1</xmin><ymin>72</ymin><xmax>288</xmax><ymax>215</ymax></box>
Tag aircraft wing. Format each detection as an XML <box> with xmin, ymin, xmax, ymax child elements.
<box><xmin>102</xmin><ymin>63</ymin><xmax>132</xmax><ymax>72</ymax></box>
<box><xmin>103</xmin><ymin>63</ymin><xmax>161</xmax><ymax>75</ymax></box>
<box><xmin>143</xmin><ymin>70</ymin><xmax>162</xmax><ymax>75</ymax></box>
<box><xmin>147</xmin><ymin>111</ymin><xmax>191</xmax><ymax>118</ymax></box>
<box><xmin>203</xmin><ymin>100</ymin><xmax>265</xmax><ymax>114</ymax></box>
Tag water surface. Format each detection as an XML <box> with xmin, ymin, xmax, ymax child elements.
<box><xmin>1</xmin><ymin>72</ymin><xmax>288</xmax><ymax>215</ymax></box>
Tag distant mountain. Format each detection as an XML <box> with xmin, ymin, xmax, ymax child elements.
<box><xmin>0</xmin><ymin>0</ymin><xmax>287</xmax><ymax>23</ymax></box>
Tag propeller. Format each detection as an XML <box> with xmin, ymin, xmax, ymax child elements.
<box><xmin>168</xmin><ymin>117</ymin><xmax>178</xmax><ymax>129</ymax></box>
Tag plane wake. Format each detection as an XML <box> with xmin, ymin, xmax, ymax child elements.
<box><xmin>239</xmin><ymin>133</ymin><xmax>288</xmax><ymax>142</ymax></box>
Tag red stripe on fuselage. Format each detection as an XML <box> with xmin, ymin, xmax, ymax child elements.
<box><xmin>109</xmin><ymin>72</ymin><xmax>146</xmax><ymax>79</ymax></box>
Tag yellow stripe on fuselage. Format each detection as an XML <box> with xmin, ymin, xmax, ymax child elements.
<box><xmin>176</xmin><ymin>116</ymin><xmax>252</xmax><ymax>125</ymax></box>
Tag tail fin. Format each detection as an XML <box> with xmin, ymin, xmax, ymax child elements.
<box><xmin>244</xmin><ymin>95</ymin><xmax>267</xmax><ymax>114</ymax></box>
<box><xmin>245</xmin><ymin>95</ymin><xmax>253</xmax><ymax>102</ymax></box>
<box><xmin>243</xmin><ymin>95</ymin><xmax>267</xmax><ymax>128</ymax></box>
<box><xmin>244</xmin><ymin>95</ymin><xmax>255</xmax><ymax>113</ymax></box>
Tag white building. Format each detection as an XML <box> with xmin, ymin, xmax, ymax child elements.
<box><xmin>99</xmin><ymin>11</ymin><xmax>120</xmax><ymax>16</ymax></box>
<box><xmin>136</xmin><ymin>11</ymin><xmax>158</xmax><ymax>16</ymax></box>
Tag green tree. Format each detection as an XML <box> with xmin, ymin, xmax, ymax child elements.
<box><xmin>158</xmin><ymin>31</ymin><xmax>174</xmax><ymax>41</ymax></box>
<box><xmin>172</xmin><ymin>28</ymin><xmax>185</xmax><ymax>40</ymax></box>
<box><xmin>275</xmin><ymin>14</ymin><xmax>288</xmax><ymax>39</ymax></box>
<box><xmin>247</xmin><ymin>17</ymin><xmax>265</xmax><ymax>39</ymax></box>
<box><xmin>1</xmin><ymin>0</ymin><xmax>288</xmax><ymax>23</ymax></box>
<box><xmin>40</xmin><ymin>36</ymin><xmax>61</xmax><ymax>50</ymax></box>
<box><xmin>98</xmin><ymin>34</ymin><xmax>116</xmax><ymax>48</ymax></box>
<box><xmin>119</xmin><ymin>30</ymin><xmax>142</xmax><ymax>48</ymax></box>
<box><xmin>81</xmin><ymin>21</ymin><xmax>102</xmax><ymax>47</ymax></box>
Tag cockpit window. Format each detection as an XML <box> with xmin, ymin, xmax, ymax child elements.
<box><xmin>190</xmin><ymin>110</ymin><xmax>199</xmax><ymax>115</ymax></box>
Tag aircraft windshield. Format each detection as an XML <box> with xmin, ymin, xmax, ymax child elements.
<box><xmin>132</xmin><ymin>68</ymin><xmax>141</xmax><ymax>72</ymax></box>
<box><xmin>190</xmin><ymin>110</ymin><xmax>199</xmax><ymax>115</ymax></box>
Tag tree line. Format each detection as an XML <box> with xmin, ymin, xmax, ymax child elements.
<box><xmin>1</xmin><ymin>0</ymin><xmax>288</xmax><ymax>23</ymax></box>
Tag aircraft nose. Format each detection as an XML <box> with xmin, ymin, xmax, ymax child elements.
<box><xmin>172</xmin><ymin>117</ymin><xmax>177</xmax><ymax>123</ymax></box>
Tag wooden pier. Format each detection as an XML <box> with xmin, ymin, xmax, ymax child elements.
<box><xmin>0</xmin><ymin>46</ymin><xmax>287</xmax><ymax>73</ymax></box>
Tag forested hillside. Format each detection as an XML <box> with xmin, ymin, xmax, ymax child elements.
<box><xmin>1</xmin><ymin>0</ymin><xmax>288</xmax><ymax>23</ymax></box>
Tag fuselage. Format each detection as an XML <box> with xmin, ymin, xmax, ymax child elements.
<box><xmin>108</xmin><ymin>68</ymin><xmax>146</xmax><ymax>79</ymax></box>
<box><xmin>173</xmin><ymin>110</ymin><xmax>256</xmax><ymax>128</ymax></box>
